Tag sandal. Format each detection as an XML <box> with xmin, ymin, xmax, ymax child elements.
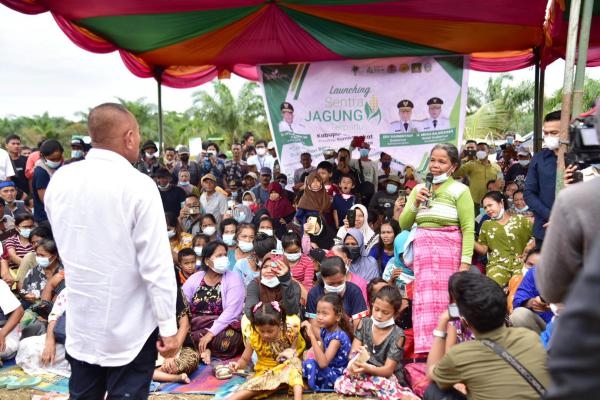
<box><xmin>234</xmin><ymin>369</ymin><xmax>250</xmax><ymax>378</ymax></box>
<box><xmin>214</xmin><ymin>364</ymin><xmax>233</xmax><ymax>380</ymax></box>
<box><xmin>0</xmin><ymin>376</ymin><xmax>18</xmax><ymax>388</ymax></box>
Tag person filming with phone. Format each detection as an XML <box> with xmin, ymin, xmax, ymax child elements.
<box><xmin>425</xmin><ymin>272</ymin><xmax>550</xmax><ymax>400</ymax></box>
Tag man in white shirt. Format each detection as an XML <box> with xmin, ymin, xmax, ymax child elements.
<box><xmin>199</xmin><ymin>173</ymin><xmax>228</xmax><ymax>225</ymax></box>
<box><xmin>389</xmin><ymin>99</ymin><xmax>418</xmax><ymax>133</ymax></box>
<box><xmin>419</xmin><ymin>97</ymin><xmax>451</xmax><ymax>131</ymax></box>
<box><xmin>246</xmin><ymin>140</ymin><xmax>275</xmax><ymax>175</ymax></box>
<box><xmin>0</xmin><ymin>148</ymin><xmax>15</xmax><ymax>181</ymax></box>
<box><xmin>0</xmin><ymin>279</ymin><xmax>23</xmax><ymax>360</ymax></box>
<box><xmin>45</xmin><ymin>103</ymin><xmax>178</xmax><ymax>400</ymax></box>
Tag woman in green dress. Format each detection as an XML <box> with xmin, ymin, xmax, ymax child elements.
<box><xmin>475</xmin><ymin>191</ymin><xmax>533</xmax><ymax>287</ymax></box>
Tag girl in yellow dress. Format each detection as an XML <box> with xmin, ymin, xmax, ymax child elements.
<box><xmin>227</xmin><ymin>301</ymin><xmax>305</xmax><ymax>400</ymax></box>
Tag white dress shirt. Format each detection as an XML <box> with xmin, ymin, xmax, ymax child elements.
<box><xmin>0</xmin><ymin>149</ymin><xmax>15</xmax><ymax>180</ymax></box>
<box><xmin>45</xmin><ymin>148</ymin><xmax>177</xmax><ymax>366</ymax></box>
<box><xmin>247</xmin><ymin>154</ymin><xmax>275</xmax><ymax>172</ymax></box>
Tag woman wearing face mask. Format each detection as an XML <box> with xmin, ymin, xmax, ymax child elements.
<box><xmin>241</xmin><ymin>191</ymin><xmax>259</xmax><ymax>213</ymax></box>
<box><xmin>265</xmin><ymin>182</ymin><xmax>296</xmax><ymax>238</ymax></box>
<box><xmin>281</xmin><ymin>231</ymin><xmax>314</xmax><ymax>295</ymax></box>
<box><xmin>399</xmin><ymin>143</ymin><xmax>475</xmax><ymax>355</ymax></box>
<box><xmin>177</xmin><ymin>170</ymin><xmax>200</xmax><ymax>196</ymax></box>
<box><xmin>4</xmin><ymin>214</ymin><xmax>35</xmax><ymax>273</ymax></box>
<box><xmin>343</xmin><ymin>229</ymin><xmax>379</xmax><ymax>283</ymax></box>
<box><xmin>306</xmin><ymin>256</ymin><xmax>368</xmax><ymax>332</ymax></box>
<box><xmin>32</xmin><ymin>139</ymin><xmax>64</xmax><ymax>224</ymax></box>
<box><xmin>200</xmin><ymin>214</ymin><xmax>219</xmax><ymax>241</ymax></box>
<box><xmin>220</xmin><ymin>218</ymin><xmax>239</xmax><ymax>268</ymax></box>
<box><xmin>165</xmin><ymin>212</ymin><xmax>193</xmax><ymax>264</ymax></box>
<box><xmin>331</xmin><ymin>245</ymin><xmax>368</xmax><ymax>305</ymax></box>
<box><xmin>336</xmin><ymin>204</ymin><xmax>378</xmax><ymax>253</ymax></box>
<box><xmin>19</xmin><ymin>239</ymin><xmax>62</xmax><ymax>306</ymax></box>
<box><xmin>232</xmin><ymin>224</ymin><xmax>260</xmax><ymax>286</ymax></box>
<box><xmin>475</xmin><ymin>191</ymin><xmax>533</xmax><ymax>287</ymax></box>
<box><xmin>243</xmin><ymin>234</ymin><xmax>301</xmax><ymax>319</ymax></box>
<box><xmin>182</xmin><ymin>240</ymin><xmax>245</xmax><ymax>364</ymax></box>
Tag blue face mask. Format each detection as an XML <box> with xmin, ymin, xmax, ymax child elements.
<box><xmin>45</xmin><ymin>159</ymin><xmax>62</xmax><ymax>169</ymax></box>
<box><xmin>386</xmin><ymin>183</ymin><xmax>398</xmax><ymax>194</ymax></box>
<box><xmin>359</xmin><ymin>148</ymin><xmax>369</xmax><ymax>158</ymax></box>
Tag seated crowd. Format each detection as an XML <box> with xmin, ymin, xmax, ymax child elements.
<box><xmin>0</xmin><ymin>126</ymin><xmax>560</xmax><ymax>400</ymax></box>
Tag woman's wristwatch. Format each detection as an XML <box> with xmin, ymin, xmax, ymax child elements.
<box><xmin>432</xmin><ymin>329</ymin><xmax>447</xmax><ymax>339</ymax></box>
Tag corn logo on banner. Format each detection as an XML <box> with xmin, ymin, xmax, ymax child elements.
<box><xmin>259</xmin><ymin>56</ymin><xmax>468</xmax><ymax>184</ymax></box>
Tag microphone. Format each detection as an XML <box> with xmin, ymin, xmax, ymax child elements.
<box><xmin>422</xmin><ymin>173</ymin><xmax>434</xmax><ymax>208</ymax></box>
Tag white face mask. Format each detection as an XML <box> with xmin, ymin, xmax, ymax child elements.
<box><xmin>515</xmin><ymin>205</ymin><xmax>529</xmax><ymax>213</ymax></box>
<box><xmin>72</xmin><ymin>150</ymin><xmax>84</xmax><ymax>159</ymax></box>
<box><xmin>256</xmin><ymin>148</ymin><xmax>267</xmax><ymax>156</ymax></box>
<box><xmin>432</xmin><ymin>173</ymin><xmax>450</xmax><ymax>184</ymax></box>
<box><xmin>491</xmin><ymin>208</ymin><xmax>505</xmax><ymax>220</ymax></box>
<box><xmin>258</xmin><ymin>228</ymin><xmax>273</xmax><ymax>237</ymax></box>
<box><xmin>324</xmin><ymin>282</ymin><xmax>345</xmax><ymax>294</ymax></box>
<box><xmin>238</xmin><ymin>240</ymin><xmax>254</xmax><ymax>253</ymax></box>
<box><xmin>202</xmin><ymin>226</ymin><xmax>216</xmax><ymax>236</ymax></box>
<box><xmin>518</xmin><ymin>160</ymin><xmax>530</xmax><ymax>167</ymax></box>
<box><xmin>36</xmin><ymin>256</ymin><xmax>52</xmax><ymax>268</ymax></box>
<box><xmin>372</xmin><ymin>317</ymin><xmax>396</xmax><ymax>329</ymax></box>
<box><xmin>476</xmin><ymin>150</ymin><xmax>488</xmax><ymax>160</ymax></box>
<box><xmin>210</xmin><ymin>256</ymin><xmax>229</xmax><ymax>274</ymax></box>
<box><xmin>544</xmin><ymin>136</ymin><xmax>560</xmax><ymax>150</ymax></box>
<box><xmin>194</xmin><ymin>246</ymin><xmax>203</xmax><ymax>256</ymax></box>
<box><xmin>261</xmin><ymin>276</ymin><xmax>280</xmax><ymax>288</ymax></box>
<box><xmin>222</xmin><ymin>233</ymin><xmax>236</xmax><ymax>246</ymax></box>
<box><xmin>284</xmin><ymin>252</ymin><xmax>301</xmax><ymax>262</ymax></box>
<box><xmin>145</xmin><ymin>152</ymin><xmax>156</xmax><ymax>159</ymax></box>
<box><xmin>242</xmin><ymin>200</ymin><xmax>254</xmax><ymax>207</ymax></box>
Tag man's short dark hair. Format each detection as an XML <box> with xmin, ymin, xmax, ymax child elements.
<box><xmin>165</xmin><ymin>146</ymin><xmax>176</xmax><ymax>152</ymax></box>
<box><xmin>255</xmin><ymin>139</ymin><xmax>267</xmax><ymax>147</ymax></box>
<box><xmin>544</xmin><ymin>110</ymin><xmax>562</xmax><ymax>122</ymax></box>
<box><xmin>178</xmin><ymin>247</ymin><xmax>196</xmax><ymax>262</ymax></box>
<box><xmin>449</xmin><ymin>272</ymin><xmax>506</xmax><ymax>333</ymax></box>
<box><xmin>5</xmin><ymin>134</ymin><xmax>20</xmax><ymax>145</ymax></box>
<box><xmin>465</xmin><ymin>139</ymin><xmax>477</xmax><ymax>145</ymax></box>
<box><xmin>316</xmin><ymin>161</ymin><xmax>333</xmax><ymax>173</ymax></box>
<box><xmin>477</xmin><ymin>142</ymin><xmax>489</xmax><ymax>149</ymax></box>
<box><xmin>300</xmin><ymin>152</ymin><xmax>311</xmax><ymax>159</ymax></box>
<box><xmin>242</xmin><ymin>131</ymin><xmax>254</xmax><ymax>142</ymax></box>
<box><xmin>40</xmin><ymin>139</ymin><xmax>64</xmax><ymax>157</ymax></box>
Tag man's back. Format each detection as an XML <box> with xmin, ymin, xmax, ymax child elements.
<box><xmin>45</xmin><ymin>148</ymin><xmax>176</xmax><ymax>366</ymax></box>
<box><xmin>431</xmin><ymin>326</ymin><xmax>549</xmax><ymax>400</ymax></box>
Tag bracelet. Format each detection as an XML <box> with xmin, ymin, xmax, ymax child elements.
<box><xmin>432</xmin><ymin>329</ymin><xmax>447</xmax><ymax>339</ymax></box>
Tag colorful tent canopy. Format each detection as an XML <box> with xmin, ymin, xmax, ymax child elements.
<box><xmin>0</xmin><ymin>0</ymin><xmax>591</xmax><ymax>88</ymax></box>
<box><xmin>548</xmin><ymin>0</ymin><xmax>600</xmax><ymax>67</ymax></box>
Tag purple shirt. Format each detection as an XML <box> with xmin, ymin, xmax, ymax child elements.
<box><xmin>182</xmin><ymin>269</ymin><xmax>245</xmax><ymax>336</ymax></box>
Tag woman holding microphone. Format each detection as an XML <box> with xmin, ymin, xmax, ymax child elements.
<box><xmin>399</xmin><ymin>143</ymin><xmax>475</xmax><ymax>354</ymax></box>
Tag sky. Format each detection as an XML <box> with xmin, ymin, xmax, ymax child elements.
<box><xmin>1</xmin><ymin>6</ymin><xmax>600</xmax><ymax>119</ymax></box>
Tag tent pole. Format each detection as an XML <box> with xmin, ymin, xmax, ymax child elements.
<box><xmin>537</xmin><ymin>66</ymin><xmax>545</xmax><ymax>153</ymax></box>
<box><xmin>533</xmin><ymin>47</ymin><xmax>541</xmax><ymax>153</ymax></box>
<box><xmin>154</xmin><ymin>68</ymin><xmax>165</xmax><ymax>153</ymax></box>
<box><xmin>572</xmin><ymin>0</ymin><xmax>594</xmax><ymax>117</ymax></box>
<box><xmin>557</xmin><ymin>0</ymin><xmax>582</xmax><ymax>194</ymax></box>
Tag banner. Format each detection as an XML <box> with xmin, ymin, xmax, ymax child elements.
<box><xmin>259</xmin><ymin>56</ymin><xmax>468</xmax><ymax>185</ymax></box>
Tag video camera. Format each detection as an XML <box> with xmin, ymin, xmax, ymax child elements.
<box><xmin>568</xmin><ymin>114</ymin><xmax>600</xmax><ymax>164</ymax></box>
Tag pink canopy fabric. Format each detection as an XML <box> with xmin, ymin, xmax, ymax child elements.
<box><xmin>0</xmin><ymin>0</ymin><xmax>564</xmax><ymax>88</ymax></box>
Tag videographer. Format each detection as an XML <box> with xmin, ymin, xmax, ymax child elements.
<box><xmin>536</xmin><ymin>106</ymin><xmax>600</xmax><ymax>399</ymax></box>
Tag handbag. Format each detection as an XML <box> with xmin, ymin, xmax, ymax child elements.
<box><xmin>482</xmin><ymin>339</ymin><xmax>546</xmax><ymax>396</ymax></box>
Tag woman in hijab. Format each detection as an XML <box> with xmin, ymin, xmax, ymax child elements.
<box><xmin>342</xmin><ymin>228</ymin><xmax>379</xmax><ymax>282</ymax></box>
<box><xmin>335</xmin><ymin>204</ymin><xmax>378</xmax><ymax>253</ymax></box>
<box><xmin>264</xmin><ymin>182</ymin><xmax>296</xmax><ymax>238</ymax></box>
<box><xmin>295</xmin><ymin>172</ymin><xmax>331</xmax><ymax>226</ymax></box>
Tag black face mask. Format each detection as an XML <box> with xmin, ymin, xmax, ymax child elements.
<box><xmin>180</xmin><ymin>155</ymin><xmax>189</xmax><ymax>162</ymax></box>
<box><xmin>465</xmin><ymin>150</ymin><xmax>476</xmax><ymax>157</ymax></box>
<box><xmin>348</xmin><ymin>246</ymin><xmax>361</xmax><ymax>261</ymax></box>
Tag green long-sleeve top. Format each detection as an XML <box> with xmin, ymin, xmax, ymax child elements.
<box><xmin>399</xmin><ymin>177</ymin><xmax>475</xmax><ymax>264</ymax></box>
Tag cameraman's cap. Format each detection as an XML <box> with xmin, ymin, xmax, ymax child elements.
<box><xmin>517</xmin><ymin>145</ymin><xmax>531</xmax><ymax>156</ymax></box>
<box><xmin>260</xmin><ymin>167</ymin><xmax>272</xmax><ymax>176</ymax></box>
<box><xmin>323</xmin><ymin>148</ymin><xmax>336</xmax><ymax>157</ymax></box>
<box><xmin>427</xmin><ymin>97</ymin><xmax>443</xmax><ymax>106</ymax></box>
<box><xmin>280</xmin><ymin>102</ymin><xmax>294</xmax><ymax>113</ymax></box>
<box><xmin>397</xmin><ymin>100</ymin><xmax>414</xmax><ymax>110</ymax></box>
<box><xmin>201</xmin><ymin>173</ymin><xmax>217</xmax><ymax>183</ymax></box>
<box><xmin>244</xmin><ymin>172</ymin><xmax>258</xmax><ymax>180</ymax></box>
<box><xmin>142</xmin><ymin>140</ymin><xmax>158</xmax><ymax>152</ymax></box>
<box><xmin>71</xmin><ymin>138</ymin><xmax>85</xmax><ymax>148</ymax></box>
<box><xmin>178</xmin><ymin>146</ymin><xmax>190</xmax><ymax>154</ymax></box>
<box><xmin>267</xmin><ymin>141</ymin><xmax>275</xmax><ymax>150</ymax></box>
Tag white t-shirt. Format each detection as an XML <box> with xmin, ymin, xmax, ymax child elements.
<box><xmin>247</xmin><ymin>154</ymin><xmax>275</xmax><ymax>172</ymax></box>
<box><xmin>0</xmin><ymin>149</ymin><xmax>15</xmax><ymax>180</ymax></box>
<box><xmin>0</xmin><ymin>280</ymin><xmax>20</xmax><ymax>317</ymax></box>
